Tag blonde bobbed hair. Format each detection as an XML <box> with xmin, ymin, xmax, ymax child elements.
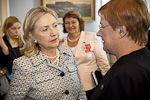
<box><xmin>21</xmin><ymin>6</ymin><xmax>58</xmax><ymax>57</ymax></box>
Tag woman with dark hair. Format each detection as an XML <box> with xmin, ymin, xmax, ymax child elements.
<box><xmin>60</xmin><ymin>11</ymin><xmax>110</xmax><ymax>100</ymax></box>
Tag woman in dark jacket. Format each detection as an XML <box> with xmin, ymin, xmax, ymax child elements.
<box><xmin>0</xmin><ymin>16</ymin><xmax>24</xmax><ymax>99</ymax></box>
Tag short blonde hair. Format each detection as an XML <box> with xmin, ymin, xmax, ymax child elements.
<box><xmin>99</xmin><ymin>0</ymin><xmax>150</xmax><ymax>45</ymax></box>
<box><xmin>2</xmin><ymin>16</ymin><xmax>24</xmax><ymax>47</ymax></box>
<box><xmin>21</xmin><ymin>6</ymin><xmax>58</xmax><ymax>57</ymax></box>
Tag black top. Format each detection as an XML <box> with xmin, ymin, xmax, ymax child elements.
<box><xmin>146</xmin><ymin>30</ymin><xmax>150</xmax><ymax>50</ymax></box>
<box><xmin>90</xmin><ymin>48</ymin><xmax>150</xmax><ymax>100</ymax></box>
<box><xmin>0</xmin><ymin>36</ymin><xmax>22</xmax><ymax>73</ymax></box>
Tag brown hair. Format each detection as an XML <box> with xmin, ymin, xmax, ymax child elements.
<box><xmin>99</xmin><ymin>0</ymin><xmax>150</xmax><ymax>45</ymax></box>
<box><xmin>62</xmin><ymin>11</ymin><xmax>85</xmax><ymax>33</ymax></box>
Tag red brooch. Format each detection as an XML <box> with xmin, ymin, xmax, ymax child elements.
<box><xmin>85</xmin><ymin>44</ymin><xmax>91</xmax><ymax>53</ymax></box>
<box><xmin>83</xmin><ymin>42</ymin><xmax>93</xmax><ymax>53</ymax></box>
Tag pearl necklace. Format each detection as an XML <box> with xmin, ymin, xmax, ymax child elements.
<box><xmin>47</xmin><ymin>49</ymin><xmax>59</xmax><ymax>59</ymax></box>
<box><xmin>53</xmin><ymin>53</ymin><xmax>60</xmax><ymax>65</ymax></box>
<box><xmin>46</xmin><ymin>49</ymin><xmax>60</xmax><ymax>65</ymax></box>
<box><xmin>67</xmin><ymin>35</ymin><xmax>80</xmax><ymax>42</ymax></box>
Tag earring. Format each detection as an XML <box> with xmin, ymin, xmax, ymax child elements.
<box><xmin>34</xmin><ymin>40</ymin><xmax>37</xmax><ymax>43</ymax></box>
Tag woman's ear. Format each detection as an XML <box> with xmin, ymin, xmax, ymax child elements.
<box><xmin>29</xmin><ymin>32</ymin><xmax>35</xmax><ymax>40</ymax></box>
<box><xmin>29</xmin><ymin>32</ymin><xmax>38</xmax><ymax>43</ymax></box>
<box><xmin>119</xmin><ymin>25</ymin><xmax>128</xmax><ymax>38</ymax></box>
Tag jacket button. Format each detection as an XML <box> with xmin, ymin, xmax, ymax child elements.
<box><xmin>60</xmin><ymin>72</ymin><xmax>65</xmax><ymax>76</ymax></box>
<box><xmin>65</xmin><ymin>90</ymin><xmax>69</xmax><ymax>95</ymax></box>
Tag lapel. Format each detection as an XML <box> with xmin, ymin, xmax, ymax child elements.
<box><xmin>30</xmin><ymin>46</ymin><xmax>71</xmax><ymax>71</ymax></box>
<box><xmin>75</xmin><ymin>31</ymin><xmax>85</xmax><ymax>56</ymax></box>
<box><xmin>58</xmin><ymin>46</ymin><xmax>70</xmax><ymax>66</ymax></box>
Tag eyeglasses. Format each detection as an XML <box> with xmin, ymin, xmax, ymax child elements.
<box><xmin>99</xmin><ymin>24</ymin><xmax>110</xmax><ymax>30</ymax></box>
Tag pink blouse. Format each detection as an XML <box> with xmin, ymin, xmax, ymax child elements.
<box><xmin>60</xmin><ymin>31</ymin><xmax>110</xmax><ymax>91</ymax></box>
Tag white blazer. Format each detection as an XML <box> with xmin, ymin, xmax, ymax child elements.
<box><xmin>5</xmin><ymin>46</ymin><xmax>87</xmax><ymax>100</ymax></box>
<box><xmin>60</xmin><ymin>31</ymin><xmax>110</xmax><ymax>91</ymax></box>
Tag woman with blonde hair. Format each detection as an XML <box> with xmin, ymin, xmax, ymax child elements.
<box><xmin>0</xmin><ymin>16</ymin><xmax>23</xmax><ymax>99</ymax></box>
<box><xmin>5</xmin><ymin>6</ymin><xmax>87</xmax><ymax>100</ymax></box>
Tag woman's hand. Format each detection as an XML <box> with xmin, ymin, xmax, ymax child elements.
<box><xmin>0</xmin><ymin>67</ymin><xmax>8</xmax><ymax>79</ymax></box>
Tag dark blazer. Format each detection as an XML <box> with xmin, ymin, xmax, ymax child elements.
<box><xmin>146</xmin><ymin>29</ymin><xmax>150</xmax><ymax>50</ymax></box>
<box><xmin>90</xmin><ymin>48</ymin><xmax>150</xmax><ymax>100</ymax></box>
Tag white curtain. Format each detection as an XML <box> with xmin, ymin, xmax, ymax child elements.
<box><xmin>0</xmin><ymin>0</ymin><xmax>10</xmax><ymax>33</ymax></box>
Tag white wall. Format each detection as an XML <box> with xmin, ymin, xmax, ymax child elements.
<box><xmin>9</xmin><ymin>0</ymin><xmax>41</xmax><ymax>30</ymax></box>
<box><xmin>9</xmin><ymin>0</ymin><xmax>102</xmax><ymax>39</ymax></box>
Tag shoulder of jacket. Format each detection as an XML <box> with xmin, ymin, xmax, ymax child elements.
<box><xmin>13</xmin><ymin>55</ymin><xmax>31</xmax><ymax>65</ymax></box>
<box><xmin>12</xmin><ymin>55</ymin><xmax>34</xmax><ymax>73</ymax></box>
<box><xmin>59</xmin><ymin>45</ymin><xmax>72</xmax><ymax>52</ymax></box>
<box><xmin>58</xmin><ymin>46</ymin><xmax>73</xmax><ymax>56</ymax></box>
